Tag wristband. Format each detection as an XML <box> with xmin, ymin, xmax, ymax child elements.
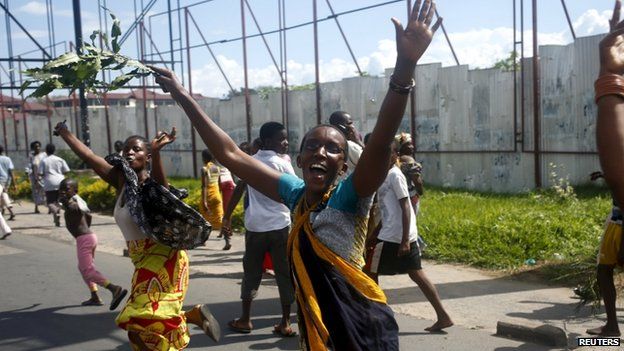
<box><xmin>389</xmin><ymin>75</ymin><xmax>415</xmax><ymax>95</ymax></box>
<box><xmin>594</xmin><ymin>74</ymin><xmax>624</xmax><ymax>104</ymax></box>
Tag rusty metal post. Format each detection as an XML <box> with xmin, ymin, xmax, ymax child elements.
<box><xmin>45</xmin><ymin>95</ymin><xmax>52</xmax><ymax>143</ymax></box>
<box><xmin>17</xmin><ymin>59</ymin><xmax>28</xmax><ymax>157</ymax></box>
<box><xmin>407</xmin><ymin>0</ymin><xmax>417</xmax><ymax>155</ymax></box>
<box><xmin>435</xmin><ymin>9</ymin><xmax>459</xmax><ymax>66</ymax></box>
<box><xmin>313</xmin><ymin>0</ymin><xmax>321</xmax><ymax>125</ymax></box>
<box><xmin>139</xmin><ymin>21</ymin><xmax>149</xmax><ymax>138</ymax></box>
<box><xmin>0</xmin><ymin>74</ymin><xmax>6</xmax><ymax>151</ymax></box>
<box><xmin>185</xmin><ymin>8</ymin><xmax>198</xmax><ymax>178</ymax></box>
<box><xmin>241</xmin><ymin>0</ymin><xmax>252</xmax><ymax>142</ymax></box>
<box><xmin>282</xmin><ymin>0</ymin><xmax>289</xmax><ymax>134</ymax></box>
<box><xmin>99</xmin><ymin>18</ymin><xmax>112</xmax><ymax>154</ymax></box>
<box><xmin>532</xmin><ymin>0</ymin><xmax>541</xmax><ymax>188</ymax></box>
<box><xmin>512</xmin><ymin>0</ymin><xmax>519</xmax><ymax>152</ymax></box>
<box><xmin>325</xmin><ymin>0</ymin><xmax>363</xmax><ymax>75</ymax></box>
<box><xmin>560</xmin><ymin>0</ymin><xmax>576</xmax><ymax>40</ymax></box>
<box><xmin>520</xmin><ymin>0</ymin><xmax>526</xmax><ymax>152</ymax></box>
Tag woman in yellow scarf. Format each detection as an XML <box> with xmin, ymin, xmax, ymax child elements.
<box><xmin>151</xmin><ymin>1</ymin><xmax>441</xmax><ymax>348</ymax></box>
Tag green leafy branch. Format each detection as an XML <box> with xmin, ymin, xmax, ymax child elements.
<box><xmin>19</xmin><ymin>12</ymin><xmax>153</xmax><ymax>98</ymax></box>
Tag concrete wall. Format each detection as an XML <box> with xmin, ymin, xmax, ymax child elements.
<box><xmin>3</xmin><ymin>34</ymin><xmax>604</xmax><ymax>192</ymax></box>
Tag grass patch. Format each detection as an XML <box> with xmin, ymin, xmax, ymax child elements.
<box><xmin>418</xmin><ymin>184</ymin><xmax>611</xmax><ymax>288</ymax></box>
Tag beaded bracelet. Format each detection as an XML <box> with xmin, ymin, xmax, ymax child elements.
<box><xmin>595</xmin><ymin>73</ymin><xmax>624</xmax><ymax>104</ymax></box>
<box><xmin>389</xmin><ymin>75</ymin><xmax>416</xmax><ymax>95</ymax></box>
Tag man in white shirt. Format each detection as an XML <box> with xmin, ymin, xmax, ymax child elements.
<box><xmin>367</xmin><ymin>141</ymin><xmax>452</xmax><ymax>333</ymax></box>
<box><xmin>0</xmin><ymin>145</ymin><xmax>16</xmax><ymax>220</ymax></box>
<box><xmin>228</xmin><ymin>122</ymin><xmax>296</xmax><ymax>337</ymax></box>
<box><xmin>39</xmin><ymin>143</ymin><xmax>70</xmax><ymax>227</ymax></box>
<box><xmin>329</xmin><ymin>111</ymin><xmax>363</xmax><ymax>177</ymax></box>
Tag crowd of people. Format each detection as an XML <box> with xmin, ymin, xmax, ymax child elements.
<box><xmin>3</xmin><ymin>0</ymin><xmax>624</xmax><ymax>349</ymax></box>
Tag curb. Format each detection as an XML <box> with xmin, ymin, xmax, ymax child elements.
<box><xmin>496</xmin><ymin>321</ymin><xmax>567</xmax><ymax>347</ymax></box>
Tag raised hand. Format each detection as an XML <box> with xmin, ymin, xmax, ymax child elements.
<box><xmin>151</xmin><ymin>127</ymin><xmax>177</xmax><ymax>151</ymax></box>
<box><xmin>148</xmin><ymin>65</ymin><xmax>186</xmax><ymax>96</ymax></box>
<box><xmin>53</xmin><ymin>120</ymin><xmax>68</xmax><ymax>136</ymax></box>
<box><xmin>600</xmin><ymin>0</ymin><xmax>624</xmax><ymax>76</ymax></box>
<box><xmin>391</xmin><ymin>0</ymin><xmax>442</xmax><ymax>65</ymax></box>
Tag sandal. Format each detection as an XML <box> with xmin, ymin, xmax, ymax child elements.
<box><xmin>272</xmin><ymin>325</ymin><xmax>297</xmax><ymax>337</ymax></box>
<box><xmin>199</xmin><ymin>304</ymin><xmax>221</xmax><ymax>342</ymax></box>
<box><xmin>228</xmin><ymin>319</ymin><xmax>252</xmax><ymax>334</ymax></box>
<box><xmin>109</xmin><ymin>287</ymin><xmax>128</xmax><ymax>311</ymax></box>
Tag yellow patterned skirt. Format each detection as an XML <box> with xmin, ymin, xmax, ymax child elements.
<box><xmin>200</xmin><ymin>182</ymin><xmax>223</xmax><ymax>230</ymax></box>
<box><xmin>116</xmin><ymin>239</ymin><xmax>190</xmax><ymax>350</ymax></box>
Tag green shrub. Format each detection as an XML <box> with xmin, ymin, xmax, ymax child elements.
<box><xmin>56</xmin><ymin>149</ymin><xmax>84</xmax><ymax>170</ymax></box>
<box><xmin>78</xmin><ymin>179</ymin><xmax>116</xmax><ymax>212</ymax></box>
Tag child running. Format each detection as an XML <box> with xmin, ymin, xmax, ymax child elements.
<box><xmin>57</xmin><ymin>178</ymin><xmax>128</xmax><ymax>309</ymax></box>
<box><xmin>151</xmin><ymin>1</ymin><xmax>441</xmax><ymax>348</ymax></box>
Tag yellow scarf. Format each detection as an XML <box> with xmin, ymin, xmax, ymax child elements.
<box><xmin>287</xmin><ymin>191</ymin><xmax>387</xmax><ymax>350</ymax></box>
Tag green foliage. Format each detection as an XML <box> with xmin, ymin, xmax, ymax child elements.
<box><xmin>11</xmin><ymin>172</ymin><xmax>33</xmax><ymax>199</ymax></box>
<box><xmin>56</xmin><ymin>149</ymin><xmax>83</xmax><ymax>170</ymax></box>
<box><xmin>493</xmin><ymin>51</ymin><xmax>520</xmax><ymax>72</ymax></box>
<box><xmin>418</xmin><ymin>186</ymin><xmax>610</xmax><ymax>270</ymax></box>
<box><xmin>79</xmin><ymin>179</ymin><xmax>117</xmax><ymax>212</ymax></box>
<box><xmin>20</xmin><ymin>11</ymin><xmax>152</xmax><ymax>98</ymax></box>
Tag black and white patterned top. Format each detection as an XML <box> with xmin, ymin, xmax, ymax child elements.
<box><xmin>106</xmin><ymin>153</ymin><xmax>211</xmax><ymax>249</ymax></box>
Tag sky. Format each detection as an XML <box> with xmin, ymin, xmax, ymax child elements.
<box><xmin>0</xmin><ymin>0</ymin><xmax>617</xmax><ymax>98</ymax></box>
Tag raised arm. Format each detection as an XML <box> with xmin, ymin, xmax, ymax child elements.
<box><xmin>353</xmin><ymin>0</ymin><xmax>441</xmax><ymax>197</ymax></box>
<box><xmin>54</xmin><ymin>122</ymin><xmax>122</xmax><ymax>189</ymax></box>
<box><xmin>150</xmin><ymin>127</ymin><xmax>176</xmax><ymax>188</ymax></box>
<box><xmin>151</xmin><ymin>66</ymin><xmax>283</xmax><ymax>202</ymax></box>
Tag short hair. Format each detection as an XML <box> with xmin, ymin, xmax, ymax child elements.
<box><xmin>238</xmin><ymin>141</ymin><xmax>251</xmax><ymax>155</ymax></box>
<box><xmin>114</xmin><ymin>140</ymin><xmax>124</xmax><ymax>151</ymax></box>
<box><xmin>123</xmin><ymin>135</ymin><xmax>151</xmax><ymax>153</ymax></box>
<box><xmin>202</xmin><ymin>149</ymin><xmax>213</xmax><ymax>162</ymax></box>
<box><xmin>59</xmin><ymin>178</ymin><xmax>78</xmax><ymax>191</ymax></box>
<box><xmin>0</xmin><ymin>145</ymin><xmax>4</xmax><ymax>154</ymax></box>
<box><xmin>298</xmin><ymin>124</ymin><xmax>349</xmax><ymax>159</ymax></box>
<box><xmin>329</xmin><ymin>111</ymin><xmax>350</xmax><ymax>126</ymax></box>
<box><xmin>45</xmin><ymin>143</ymin><xmax>56</xmax><ymax>155</ymax></box>
<box><xmin>363</xmin><ymin>133</ymin><xmax>372</xmax><ymax>145</ymax></box>
<box><xmin>259</xmin><ymin>122</ymin><xmax>285</xmax><ymax>144</ymax></box>
<box><xmin>30</xmin><ymin>141</ymin><xmax>41</xmax><ymax>149</ymax></box>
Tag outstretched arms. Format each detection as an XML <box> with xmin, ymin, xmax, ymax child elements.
<box><xmin>353</xmin><ymin>0</ymin><xmax>441</xmax><ymax>197</ymax></box>
<box><xmin>150</xmin><ymin>67</ymin><xmax>283</xmax><ymax>202</ymax></box>
<box><xmin>54</xmin><ymin>122</ymin><xmax>122</xmax><ymax>189</ymax></box>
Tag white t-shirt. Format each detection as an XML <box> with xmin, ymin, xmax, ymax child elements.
<box><xmin>38</xmin><ymin>154</ymin><xmax>70</xmax><ymax>191</ymax></box>
<box><xmin>345</xmin><ymin>140</ymin><xmax>362</xmax><ymax>176</ymax></box>
<box><xmin>245</xmin><ymin>149</ymin><xmax>295</xmax><ymax>232</ymax></box>
<box><xmin>0</xmin><ymin>155</ymin><xmax>14</xmax><ymax>184</ymax></box>
<box><xmin>377</xmin><ymin>166</ymin><xmax>418</xmax><ymax>244</ymax></box>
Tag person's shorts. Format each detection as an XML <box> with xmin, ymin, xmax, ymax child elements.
<box><xmin>45</xmin><ymin>190</ymin><xmax>59</xmax><ymax>205</ymax></box>
<box><xmin>598</xmin><ymin>220</ymin><xmax>623</xmax><ymax>266</ymax></box>
<box><xmin>369</xmin><ymin>240</ymin><xmax>421</xmax><ymax>275</ymax></box>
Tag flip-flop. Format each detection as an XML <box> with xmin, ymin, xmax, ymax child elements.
<box><xmin>81</xmin><ymin>299</ymin><xmax>104</xmax><ymax>306</ymax></box>
<box><xmin>272</xmin><ymin>325</ymin><xmax>297</xmax><ymax>337</ymax></box>
<box><xmin>199</xmin><ymin>304</ymin><xmax>221</xmax><ymax>342</ymax></box>
<box><xmin>228</xmin><ymin>319</ymin><xmax>252</xmax><ymax>334</ymax></box>
<box><xmin>109</xmin><ymin>287</ymin><xmax>128</xmax><ymax>311</ymax></box>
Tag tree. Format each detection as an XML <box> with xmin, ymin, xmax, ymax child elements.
<box><xmin>493</xmin><ymin>51</ymin><xmax>520</xmax><ymax>72</ymax></box>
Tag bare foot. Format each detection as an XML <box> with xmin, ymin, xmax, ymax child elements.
<box><xmin>425</xmin><ymin>319</ymin><xmax>454</xmax><ymax>332</ymax></box>
<box><xmin>586</xmin><ymin>325</ymin><xmax>621</xmax><ymax>337</ymax></box>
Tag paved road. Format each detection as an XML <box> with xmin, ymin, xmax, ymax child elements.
<box><xmin>0</xmin><ymin>216</ymin><xmax>553</xmax><ymax>350</ymax></box>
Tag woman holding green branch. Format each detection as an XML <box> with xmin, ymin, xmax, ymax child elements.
<box><xmin>152</xmin><ymin>1</ymin><xmax>441</xmax><ymax>349</ymax></box>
